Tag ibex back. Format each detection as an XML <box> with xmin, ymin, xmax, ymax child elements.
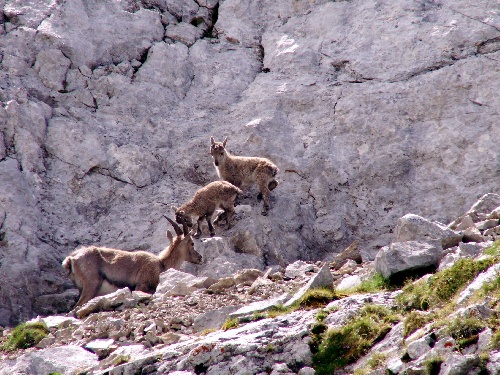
<box><xmin>210</xmin><ymin>136</ymin><xmax>278</xmax><ymax>215</ymax></box>
<box><xmin>62</xmin><ymin>217</ymin><xmax>202</xmax><ymax>309</ymax></box>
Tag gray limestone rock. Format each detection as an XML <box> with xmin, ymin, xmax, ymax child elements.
<box><xmin>192</xmin><ymin>305</ymin><xmax>241</xmax><ymax>332</ymax></box>
<box><xmin>34</xmin><ymin>49</ymin><xmax>71</xmax><ymax>91</ymax></box>
<box><xmin>395</xmin><ymin>214</ymin><xmax>462</xmax><ymax>249</ymax></box>
<box><xmin>0</xmin><ymin>346</ymin><xmax>98</xmax><ymax>375</ymax></box>
<box><xmin>439</xmin><ymin>354</ymin><xmax>480</xmax><ymax>375</ymax></box>
<box><xmin>284</xmin><ymin>263</ymin><xmax>333</xmax><ymax>307</ymax></box>
<box><xmin>1</xmin><ymin>0</ymin><xmax>500</xmax><ymax>327</ymax></box>
<box><xmin>374</xmin><ymin>241</ymin><xmax>443</xmax><ymax>278</ymax></box>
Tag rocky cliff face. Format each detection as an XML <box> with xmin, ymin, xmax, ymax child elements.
<box><xmin>0</xmin><ymin>0</ymin><xmax>499</xmax><ymax>326</ymax></box>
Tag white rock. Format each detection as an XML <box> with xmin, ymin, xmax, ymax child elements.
<box><xmin>336</xmin><ymin>275</ymin><xmax>362</xmax><ymax>292</ymax></box>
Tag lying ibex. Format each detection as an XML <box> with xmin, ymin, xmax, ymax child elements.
<box><xmin>210</xmin><ymin>136</ymin><xmax>279</xmax><ymax>215</ymax></box>
<box><xmin>175</xmin><ymin>180</ymin><xmax>242</xmax><ymax>238</ymax></box>
<box><xmin>62</xmin><ymin>216</ymin><xmax>202</xmax><ymax>309</ymax></box>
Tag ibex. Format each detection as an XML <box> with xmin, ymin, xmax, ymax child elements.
<box><xmin>175</xmin><ymin>180</ymin><xmax>242</xmax><ymax>238</ymax></box>
<box><xmin>210</xmin><ymin>136</ymin><xmax>279</xmax><ymax>215</ymax></box>
<box><xmin>62</xmin><ymin>216</ymin><xmax>202</xmax><ymax>309</ymax></box>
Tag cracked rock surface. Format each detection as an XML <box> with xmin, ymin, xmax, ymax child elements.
<box><xmin>0</xmin><ymin>0</ymin><xmax>499</xmax><ymax>326</ymax></box>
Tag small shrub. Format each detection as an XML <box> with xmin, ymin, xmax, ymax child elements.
<box><xmin>404</xmin><ymin>311</ymin><xmax>432</xmax><ymax>338</ymax></box>
<box><xmin>423</xmin><ymin>356</ymin><xmax>443</xmax><ymax>375</ymax></box>
<box><xmin>221</xmin><ymin>318</ymin><xmax>239</xmax><ymax>331</ymax></box>
<box><xmin>312</xmin><ymin>305</ymin><xmax>399</xmax><ymax>375</ymax></box>
<box><xmin>447</xmin><ymin>316</ymin><xmax>486</xmax><ymax>350</ymax></box>
<box><xmin>1</xmin><ymin>322</ymin><xmax>49</xmax><ymax>351</ymax></box>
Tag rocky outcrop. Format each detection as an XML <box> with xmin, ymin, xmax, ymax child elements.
<box><xmin>1</xmin><ymin>0</ymin><xmax>499</xmax><ymax>328</ymax></box>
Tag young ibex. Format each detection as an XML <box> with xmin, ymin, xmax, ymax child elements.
<box><xmin>175</xmin><ymin>180</ymin><xmax>242</xmax><ymax>238</ymax></box>
<box><xmin>210</xmin><ymin>136</ymin><xmax>279</xmax><ymax>215</ymax></box>
<box><xmin>62</xmin><ymin>217</ymin><xmax>202</xmax><ymax>309</ymax></box>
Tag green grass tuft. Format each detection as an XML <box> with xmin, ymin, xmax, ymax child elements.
<box><xmin>1</xmin><ymin>322</ymin><xmax>49</xmax><ymax>351</ymax></box>
<box><xmin>423</xmin><ymin>356</ymin><xmax>443</xmax><ymax>375</ymax></box>
<box><xmin>356</xmin><ymin>272</ymin><xmax>390</xmax><ymax>293</ymax></box>
<box><xmin>396</xmin><ymin>257</ymin><xmax>494</xmax><ymax>312</ymax></box>
<box><xmin>298</xmin><ymin>287</ymin><xmax>338</xmax><ymax>309</ymax></box>
<box><xmin>312</xmin><ymin>305</ymin><xmax>399</xmax><ymax>375</ymax></box>
<box><xmin>221</xmin><ymin>318</ymin><xmax>239</xmax><ymax>331</ymax></box>
<box><xmin>446</xmin><ymin>316</ymin><xmax>486</xmax><ymax>350</ymax></box>
<box><xmin>483</xmin><ymin>240</ymin><xmax>500</xmax><ymax>257</ymax></box>
<box><xmin>403</xmin><ymin>311</ymin><xmax>432</xmax><ymax>338</ymax></box>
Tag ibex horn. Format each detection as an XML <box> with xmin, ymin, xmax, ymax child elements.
<box><xmin>163</xmin><ymin>215</ymin><xmax>183</xmax><ymax>236</ymax></box>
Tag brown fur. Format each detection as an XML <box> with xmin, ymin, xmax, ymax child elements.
<box><xmin>62</xmin><ymin>218</ymin><xmax>202</xmax><ymax>309</ymax></box>
<box><xmin>175</xmin><ymin>180</ymin><xmax>242</xmax><ymax>238</ymax></box>
<box><xmin>210</xmin><ymin>136</ymin><xmax>279</xmax><ymax>215</ymax></box>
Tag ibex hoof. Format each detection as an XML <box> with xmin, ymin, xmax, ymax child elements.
<box><xmin>261</xmin><ymin>210</ymin><xmax>268</xmax><ymax>216</ymax></box>
<box><xmin>210</xmin><ymin>232</ymin><xmax>216</xmax><ymax>237</ymax></box>
<box><xmin>193</xmin><ymin>232</ymin><xmax>201</xmax><ymax>239</ymax></box>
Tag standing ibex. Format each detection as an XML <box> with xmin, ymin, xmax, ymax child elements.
<box><xmin>62</xmin><ymin>217</ymin><xmax>202</xmax><ymax>309</ymax></box>
<box><xmin>210</xmin><ymin>136</ymin><xmax>279</xmax><ymax>215</ymax></box>
<box><xmin>175</xmin><ymin>180</ymin><xmax>242</xmax><ymax>238</ymax></box>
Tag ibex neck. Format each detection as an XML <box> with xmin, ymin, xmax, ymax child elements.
<box><xmin>159</xmin><ymin>246</ymin><xmax>181</xmax><ymax>271</ymax></box>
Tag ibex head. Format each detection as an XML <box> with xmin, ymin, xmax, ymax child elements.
<box><xmin>174</xmin><ymin>207</ymin><xmax>194</xmax><ymax>228</ymax></box>
<box><xmin>163</xmin><ymin>215</ymin><xmax>202</xmax><ymax>265</ymax></box>
<box><xmin>210</xmin><ymin>136</ymin><xmax>228</xmax><ymax>167</ymax></box>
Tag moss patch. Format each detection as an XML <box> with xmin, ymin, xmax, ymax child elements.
<box><xmin>1</xmin><ymin>322</ymin><xmax>49</xmax><ymax>351</ymax></box>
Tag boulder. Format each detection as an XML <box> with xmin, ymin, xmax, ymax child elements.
<box><xmin>284</xmin><ymin>263</ymin><xmax>334</xmax><ymax>307</ymax></box>
<box><xmin>0</xmin><ymin>346</ymin><xmax>98</xmax><ymax>375</ymax></box>
<box><xmin>284</xmin><ymin>260</ymin><xmax>315</xmax><ymax>279</ymax></box>
<box><xmin>395</xmin><ymin>214</ymin><xmax>462</xmax><ymax>249</ymax></box>
<box><xmin>155</xmin><ymin>268</ymin><xmax>211</xmax><ymax>295</ymax></box>
<box><xmin>85</xmin><ymin>338</ymin><xmax>117</xmax><ymax>359</ymax></box>
<box><xmin>192</xmin><ymin>306</ymin><xmax>242</xmax><ymax>332</ymax></box>
<box><xmin>439</xmin><ymin>354</ymin><xmax>480</xmax><ymax>375</ymax></box>
<box><xmin>336</xmin><ymin>275</ymin><xmax>362</xmax><ymax>292</ymax></box>
<box><xmin>229</xmin><ymin>293</ymin><xmax>291</xmax><ymax>319</ymax></box>
<box><xmin>467</xmin><ymin>194</ymin><xmax>500</xmax><ymax>220</ymax></box>
<box><xmin>330</xmin><ymin>241</ymin><xmax>362</xmax><ymax>270</ymax></box>
<box><xmin>406</xmin><ymin>334</ymin><xmax>435</xmax><ymax>360</ymax></box>
<box><xmin>374</xmin><ymin>241</ymin><xmax>443</xmax><ymax>278</ymax></box>
<box><xmin>457</xmin><ymin>242</ymin><xmax>492</xmax><ymax>258</ymax></box>
<box><xmin>75</xmin><ymin>287</ymin><xmax>136</xmax><ymax>318</ymax></box>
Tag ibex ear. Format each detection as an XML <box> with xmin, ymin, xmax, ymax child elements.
<box><xmin>172</xmin><ymin>206</ymin><xmax>178</xmax><ymax>212</ymax></box>
<box><xmin>210</xmin><ymin>136</ymin><xmax>215</xmax><ymax>145</ymax></box>
<box><xmin>223</xmin><ymin>137</ymin><xmax>227</xmax><ymax>147</ymax></box>
<box><xmin>166</xmin><ymin>230</ymin><xmax>174</xmax><ymax>244</ymax></box>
